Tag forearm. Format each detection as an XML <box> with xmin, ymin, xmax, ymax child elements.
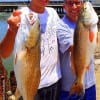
<box><xmin>0</xmin><ymin>28</ymin><xmax>17</xmax><ymax>58</ymax></box>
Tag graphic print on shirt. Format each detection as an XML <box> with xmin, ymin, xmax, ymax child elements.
<box><xmin>40</xmin><ymin>16</ymin><xmax>57</xmax><ymax>57</ymax></box>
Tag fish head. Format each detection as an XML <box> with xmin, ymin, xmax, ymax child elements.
<box><xmin>79</xmin><ymin>1</ymin><xmax>98</xmax><ymax>26</ymax></box>
<box><xmin>26</xmin><ymin>17</ymin><xmax>40</xmax><ymax>48</ymax></box>
<box><xmin>31</xmin><ymin>18</ymin><xmax>40</xmax><ymax>33</ymax></box>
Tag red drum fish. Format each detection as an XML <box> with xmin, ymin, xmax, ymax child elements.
<box><xmin>14</xmin><ymin>15</ymin><xmax>41</xmax><ymax>100</ymax></box>
<box><xmin>70</xmin><ymin>1</ymin><xmax>98</xmax><ymax>96</ymax></box>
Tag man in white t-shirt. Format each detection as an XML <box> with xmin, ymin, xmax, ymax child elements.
<box><xmin>0</xmin><ymin>0</ymin><xmax>72</xmax><ymax>100</ymax></box>
<box><xmin>59</xmin><ymin>0</ymin><xmax>98</xmax><ymax>100</ymax></box>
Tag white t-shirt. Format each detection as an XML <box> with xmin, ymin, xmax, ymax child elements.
<box><xmin>14</xmin><ymin>7</ymin><xmax>71</xmax><ymax>89</ymax></box>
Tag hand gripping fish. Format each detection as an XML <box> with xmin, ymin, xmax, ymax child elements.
<box><xmin>13</xmin><ymin>13</ymin><xmax>41</xmax><ymax>100</ymax></box>
<box><xmin>70</xmin><ymin>2</ymin><xmax>98</xmax><ymax>96</ymax></box>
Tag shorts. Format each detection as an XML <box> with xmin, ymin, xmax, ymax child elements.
<box><xmin>59</xmin><ymin>85</ymin><xmax>96</xmax><ymax>100</ymax></box>
<box><xmin>35</xmin><ymin>79</ymin><xmax>61</xmax><ymax>100</ymax></box>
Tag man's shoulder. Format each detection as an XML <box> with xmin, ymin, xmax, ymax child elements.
<box><xmin>18</xmin><ymin>7</ymin><xmax>33</xmax><ymax>15</ymax></box>
<box><xmin>18</xmin><ymin>7</ymin><xmax>29</xmax><ymax>12</ymax></box>
<box><xmin>45</xmin><ymin>7</ymin><xmax>57</xmax><ymax>14</ymax></box>
<box><xmin>45</xmin><ymin>7</ymin><xmax>55</xmax><ymax>11</ymax></box>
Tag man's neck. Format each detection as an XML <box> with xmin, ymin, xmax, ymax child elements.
<box><xmin>29</xmin><ymin>3</ymin><xmax>45</xmax><ymax>13</ymax></box>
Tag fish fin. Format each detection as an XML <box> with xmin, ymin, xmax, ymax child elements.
<box><xmin>86</xmin><ymin>65</ymin><xmax>90</xmax><ymax>70</ymax></box>
<box><xmin>71</xmin><ymin>48</ymin><xmax>77</xmax><ymax>76</ymax></box>
<box><xmin>14</xmin><ymin>88</ymin><xmax>21</xmax><ymax>99</ymax></box>
<box><xmin>70</xmin><ymin>79</ymin><xmax>85</xmax><ymax>96</ymax></box>
<box><xmin>14</xmin><ymin>53</ymin><xmax>17</xmax><ymax>65</ymax></box>
<box><xmin>89</xmin><ymin>31</ymin><xmax>94</xmax><ymax>42</ymax></box>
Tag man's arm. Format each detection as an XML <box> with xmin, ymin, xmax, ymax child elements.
<box><xmin>0</xmin><ymin>29</ymin><xmax>16</xmax><ymax>58</ymax></box>
<box><xmin>0</xmin><ymin>10</ymin><xmax>21</xmax><ymax>58</ymax></box>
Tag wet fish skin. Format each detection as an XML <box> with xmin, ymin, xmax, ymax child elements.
<box><xmin>14</xmin><ymin>18</ymin><xmax>41</xmax><ymax>100</ymax></box>
<box><xmin>70</xmin><ymin>2</ymin><xmax>98</xmax><ymax>96</ymax></box>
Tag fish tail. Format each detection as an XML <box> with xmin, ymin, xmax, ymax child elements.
<box><xmin>70</xmin><ymin>79</ymin><xmax>84</xmax><ymax>96</ymax></box>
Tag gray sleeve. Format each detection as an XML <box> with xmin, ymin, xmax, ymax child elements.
<box><xmin>57</xmin><ymin>20</ymin><xmax>73</xmax><ymax>53</ymax></box>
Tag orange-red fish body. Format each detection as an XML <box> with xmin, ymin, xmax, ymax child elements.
<box><xmin>14</xmin><ymin>18</ymin><xmax>41</xmax><ymax>100</ymax></box>
<box><xmin>70</xmin><ymin>1</ymin><xmax>98</xmax><ymax>96</ymax></box>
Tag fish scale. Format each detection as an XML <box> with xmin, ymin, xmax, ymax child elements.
<box><xmin>70</xmin><ymin>1</ymin><xmax>98</xmax><ymax>96</ymax></box>
<box><xmin>13</xmin><ymin>16</ymin><xmax>41</xmax><ymax>100</ymax></box>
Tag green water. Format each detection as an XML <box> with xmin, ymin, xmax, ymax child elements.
<box><xmin>2</xmin><ymin>55</ymin><xmax>14</xmax><ymax>77</ymax></box>
<box><xmin>0</xmin><ymin>12</ymin><xmax>14</xmax><ymax>77</ymax></box>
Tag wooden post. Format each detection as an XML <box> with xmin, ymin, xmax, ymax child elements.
<box><xmin>0</xmin><ymin>57</ymin><xmax>10</xmax><ymax>99</ymax></box>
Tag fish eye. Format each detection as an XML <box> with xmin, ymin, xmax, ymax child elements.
<box><xmin>84</xmin><ymin>7</ymin><xmax>87</xmax><ymax>10</ymax></box>
<box><xmin>83</xmin><ymin>5</ymin><xmax>87</xmax><ymax>11</ymax></box>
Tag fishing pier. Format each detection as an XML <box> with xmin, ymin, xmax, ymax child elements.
<box><xmin>0</xmin><ymin>1</ymin><xmax>100</xmax><ymax>17</ymax></box>
<box><xmin>0</xmin><ymin>1</ymin><xmax>64</xmax><ymax>17</ymax></box>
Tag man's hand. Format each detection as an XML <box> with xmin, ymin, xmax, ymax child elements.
<box><xmin>7</xmin><ymin>10</ymin><xmax>22</xmax><ymax>33</ymax></box>
<box><xmin>0</xmin><ymin>10</ymin><xmax>22</xmax><ymax>58</ymax></box>
<box><xmin>67</xmin><ymin>45</ymin><xmax>73</xmax><ymax>52</ymax></box>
